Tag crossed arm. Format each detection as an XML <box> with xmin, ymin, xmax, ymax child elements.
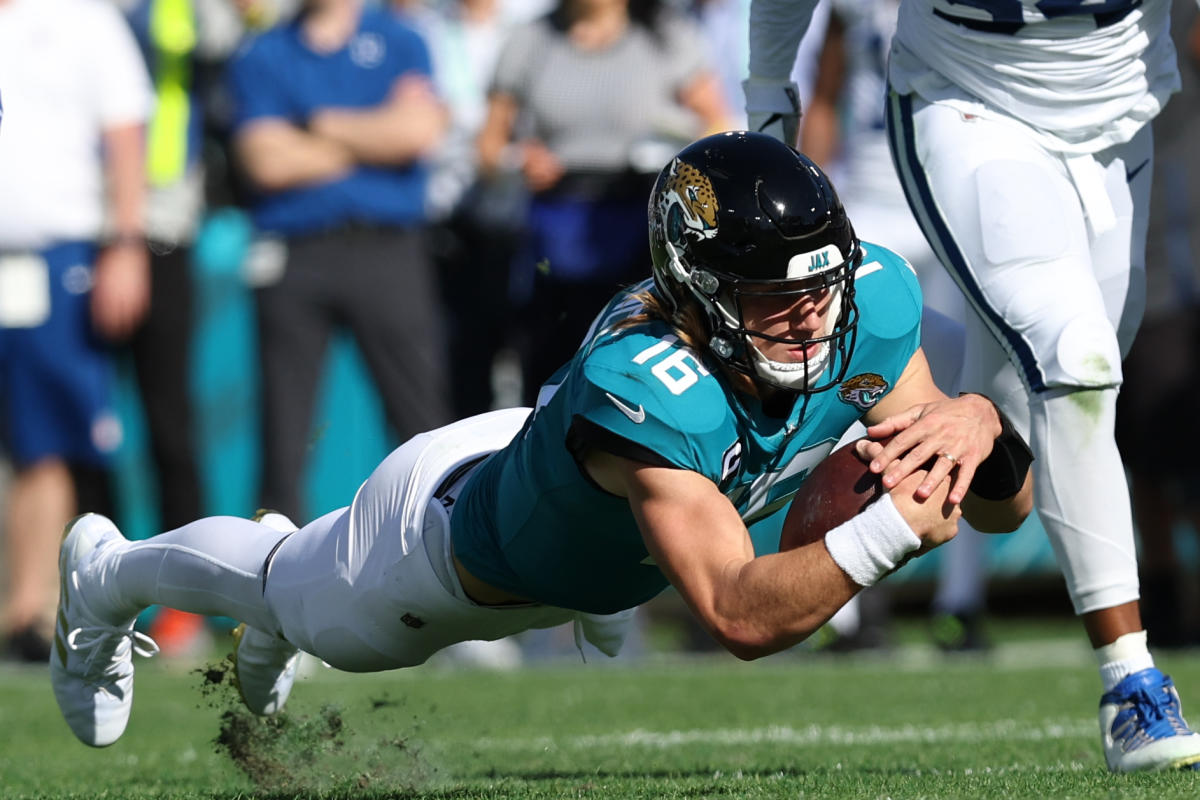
<box><xmin>235</xmin><ymin>74</ymin><xmax>446</xmax><ymax>192</ymax></box>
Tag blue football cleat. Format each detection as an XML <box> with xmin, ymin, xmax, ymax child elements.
<box><xmin>1099</xmin><ymin>667</ymin><xmax>1200</xmax><ymax>772</ymax></box>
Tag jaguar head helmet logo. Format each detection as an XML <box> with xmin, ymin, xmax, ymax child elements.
<box><xmin>658</xmin><ymin>158</ymin><xmax>720</xmax><ymax>248</ymax></box>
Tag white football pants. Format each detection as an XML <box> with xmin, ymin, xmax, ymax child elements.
<box><xmin>887</xmin><ymin>89</ymin><xmax>1150</xmax><ymax>614</ymax></box>
<box><xmin>99</xmin><ymin>409</ymin><xmax>633</xmax><ymax>671</ymax></box>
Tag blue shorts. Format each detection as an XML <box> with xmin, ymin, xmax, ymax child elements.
<box><xmin>0</xmin><ymin>241</ymin><xmax>121</xmax><ymax>466</ymax></box>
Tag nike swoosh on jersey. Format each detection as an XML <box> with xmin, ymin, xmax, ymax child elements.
<box><xmin>1125</xmin><ymin>159</ymin><xmax>1149</xmax><ymax>183</ymax></box>
<box><xmin>605</xmin><ymin>392</ymin><xmax>646</xmax><ymax>424</ymax></box>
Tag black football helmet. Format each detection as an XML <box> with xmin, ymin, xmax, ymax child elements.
<box><xmin>648</xmin><ymin>131</ymin><xmax>861</xmax><ymax>393</ymax></box>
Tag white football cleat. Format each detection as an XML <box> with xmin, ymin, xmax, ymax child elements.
<box><xmin>231</xmin><ymin>510</ymin><xmax>301</xmax><ymax>716</ymax></box>
<box><xmin>1100</xmin><ymin>667</ymin><xmax>1200</xmax><ymax>772</ymax></box>
<box><xmin>231</xmin><ymin>623</ymin><xmax>301</xmax><ymax>715</ymax></box>
<box><xmin>50</xmin><ymin>514</ymin><xmax>159</xmax><ymax>747</ymax></box>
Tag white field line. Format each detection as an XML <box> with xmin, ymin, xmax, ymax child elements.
<box><xmin>710</xmin><ymin>762</ymin><xmax>1096</xmax><ymax>777</ymax></box>
<box><xmin>473</xmin><ymin>719</ymin><xmax>1096</xmax><ymax>752</ymax></box>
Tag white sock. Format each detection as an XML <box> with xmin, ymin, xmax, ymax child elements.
<box><xmin>1096</xmin><ymin>630</ymin><xmax>1155</xmax><ymax>692</ymax></box>
<box><xmin>827</xmin><ymin>595</ymin><xmax>861</xmax><ymax>636</ymax></box>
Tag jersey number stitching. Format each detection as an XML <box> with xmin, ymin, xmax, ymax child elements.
<box><xmin>633</xmin><ymin>336</ymin><xmax>711</xmax><ymax>396</ymax></box>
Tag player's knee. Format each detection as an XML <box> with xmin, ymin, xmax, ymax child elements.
<box><xmin>1052</xmin><ymin>314</ymin><xmax>1123</xmax><ymax>389</ymax></box>
<box><xmin>1032</xmin><ymin>385</ymin><xmax>1120</xmax><ymax>457</ymax></box>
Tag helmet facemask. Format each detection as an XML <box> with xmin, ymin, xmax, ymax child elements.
<box><xmin>684</xmin><ymin>251</ymin><xmax>861</xmax><ymax>393</ymax></box>
<box><xmin>648</xmin><ymin>132</ymin><xmax>862</xmax><ymax>395</ymax></box>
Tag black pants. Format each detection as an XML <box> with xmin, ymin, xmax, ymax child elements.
<box><xmin>518</xmin><ymin>276</ymin><xmax>633</xmax><ymax>405</ymax></box>
<box><xmin>255</xmin><ymin>226</ymin><xmax>452</xmax><ymax>520</ymax></box>
<box><xmin>130</xmin><ymin>246</ymin><xmax>201</xmax><ymax>528</ymax></box>
<box><xmin>432</xmin><ymin>213</ymin><xmax>522</xmax><ymax>418</ymax></box>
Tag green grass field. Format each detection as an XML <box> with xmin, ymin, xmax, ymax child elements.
<box><xmin>4</xmin><ymin>621</ymin><xmax>1200</xmax><ymax>799</ymax></box>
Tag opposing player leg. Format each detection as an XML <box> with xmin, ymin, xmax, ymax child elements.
<box><xmin>888</xmin><ymin>91</ymin><xmax>1200</xmax><ymax>771</ymax></box>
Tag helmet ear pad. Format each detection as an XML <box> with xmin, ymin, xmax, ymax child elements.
<box><xmin>648</xmin><ymin>131</ymin><xmax>861</xmax><ymax>393</ymax></box>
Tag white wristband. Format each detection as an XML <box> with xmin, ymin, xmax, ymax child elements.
<box><xmin>743</xmin><ymin>77</ymin><xmax>802</xmax><ymax>147</ymax></box>
<box><xmin>823</xmin><ymin>494</ymin><xmax>922</xmax><ymax>587</ymax></box>
<box><xmin>742</xmin><ymin>77</ymin><xmax>802</xmax><ymax>116</ymax></box>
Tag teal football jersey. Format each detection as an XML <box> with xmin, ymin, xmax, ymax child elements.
<box><xmin>451</xmin><ymin>242</ymin><xmax>921</xmax><ymax>614</ymax></box>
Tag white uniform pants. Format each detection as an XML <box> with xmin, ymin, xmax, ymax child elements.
<box><xmin>886</xmin><ymin>88</ymin><xmax>1150</xmax><ymax>614</ymax></box>
<box><xmin>105</xmin><ymin>409</ymin><xmax>634</xmax><ymax>671</ymax></box>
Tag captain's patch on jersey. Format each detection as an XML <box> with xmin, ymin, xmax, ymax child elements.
<box><xmin>838</xmin><ymin>373</ymin><xmax>889</xmax><ymax>411</ymax></box>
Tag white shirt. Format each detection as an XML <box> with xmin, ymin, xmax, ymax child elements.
<box><xmin>417</xmin><ymin>0</ymin><xmax>548</xmax><ymax>218</ymax></box>
<box><xmin>748</xmin><ymin>0</ymin><xmax>1180</xmax><ymax>155</ymax></box>
<box><xmin>0</xmin><ymin>0</ymin><xmax>154</xmax><ymax>249</ymax></box>
<box><xmin>889</xmin><ymin>0</ymin><xmax>1178</xmax><ymax>154</ymax></box>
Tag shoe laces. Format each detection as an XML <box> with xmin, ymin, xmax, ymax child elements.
<box><xmin>1112</xmin><ymin>681</ymin><xmax>1193</xmax><ymax>748</ymax></box>
<box><xmin>66</xmin><ymin>625</ymin><xmax>160</xmax><ymax>683</ymax></box>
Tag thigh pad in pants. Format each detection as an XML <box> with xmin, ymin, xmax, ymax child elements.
<box><xmin>892</xmin><ymin>95</ymin><xmax>1137</xmax><ymax>392</ymax></box>
<box><xmin>265</xmin><ymin>408</ymin><xmax>574</xmax><ymax>671</ymax></box>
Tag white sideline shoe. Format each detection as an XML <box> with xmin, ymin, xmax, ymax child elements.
<box><xmin>50</xmin><ymin>514</ymin><xmax>159</xmax><ymax>747</ymax></box>
<box><xmin>231</xmin><ymin>510</ymin><xmax>301</xmax><ymax>716</ymax></box>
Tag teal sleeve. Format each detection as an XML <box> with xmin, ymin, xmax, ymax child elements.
<box><xmin>854</xmin><ymin>241</ymin><xmax>923</xmax><ymax>344</ymax></box>
<box><xmin>569</xmin><ymin>330</ymin><xmax>738</xmax><ymax>482</ymax></box>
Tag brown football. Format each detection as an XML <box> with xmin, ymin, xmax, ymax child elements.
<box><xmin>779</xmin><ymin>437</ymin><xmax>884</xmax><ymax>552</ymax></box>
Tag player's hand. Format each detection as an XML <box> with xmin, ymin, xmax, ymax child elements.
<box><xmin>856</xmin><ymin>393</ymin><xmax>1003</xmax><ymax>505</ymax></box>
<box><xmin>91</xmin><ymin>240</ymin><xmax>150</xmax><ymax>341</ymax></box>
<box><xmin>385</xmin><ymin>74</ymin><xmax>446</xmax><ymax>157</ymax></box>
<box><xmin>743</xmin><ymin>77</ymin><xmax>801</xmax><ymax>148</ymax></box>
<box><xmin>520</xmin><ymin>140</ymin><xmax>565</xmax><ymax>193</ymax></box>
<box><xmin>886</xmin><ymin>467</ymin><xmax>961</xmax><ymax>555</ymax></box>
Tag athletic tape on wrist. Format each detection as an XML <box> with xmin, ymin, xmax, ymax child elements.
<box><xmin>742</xmin><ymin>78</ymin><xmax>802</xmax><ymax>147</ymax></box>
<box><xmin>958</xmin><ymin>392</ymin><xmax>1033</xmax><ymax>500</ymax></box>
<box><xmin>823</xmin><ymin>494</ymin><xmax>922</xmax><ymax>587</ymax></box>
<box><xmin>742</xmin><ymin>77</ymin><xmax>801</xmax><ymax>114</ymax></box>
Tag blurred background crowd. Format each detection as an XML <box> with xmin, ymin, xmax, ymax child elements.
<box><xmin>0</xmin><ymin>0</ymin><xmax>1198</xmax><ymax>667</ymax></box>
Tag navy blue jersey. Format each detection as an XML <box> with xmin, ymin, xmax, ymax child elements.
<box><xmin>452</xmin><ymin>241</ymin><xmax>921</xmax><ymax>613</ymax></box>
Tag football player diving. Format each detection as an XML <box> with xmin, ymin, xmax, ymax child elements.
<box><xmin>51</xmin><ymin>132</ymin><xmax>1031</xmax><ymax>750</ymax></box>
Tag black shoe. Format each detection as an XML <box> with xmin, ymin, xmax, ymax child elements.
<box><xmin>1141</xmin><ymin>571</ymin><xmax>1188</xmax><ymax>648</ymax></box>
<box><xmin>5</xmin><ymin>626</ymin><xmax>52</xmax><ymax>663</ymax></box>
<box><xmin>930</xmin><ymin>611</ymin><xmax>990</xmax><ymax>653</ymax></box>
